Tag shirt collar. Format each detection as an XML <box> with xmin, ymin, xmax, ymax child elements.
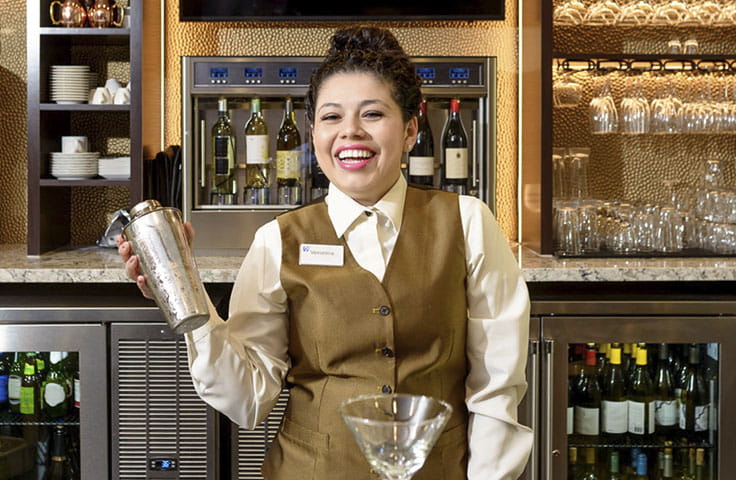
<box><xmin>326</xmin><ymin>175</ymin><xmax>407</xmax><ymax>238</ymax></box>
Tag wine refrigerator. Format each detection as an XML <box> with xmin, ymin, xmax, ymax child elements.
<box><xmin>181</xmin><ymin>56</ymin><xmax>497</xmax><ymax>254</ymax></box>
<box><xmin>530</xmin><ymin>299</ymin><xmax>736</xmax><ymax>480</ymax></box>
<box><xmin>0</xmin><ymin>312</ymin><xmax>107</xmax><ymax>480</ymax></box>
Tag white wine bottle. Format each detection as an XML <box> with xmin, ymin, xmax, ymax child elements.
<box><xmin>244</xmin><ymin>97</ymin><xmax>271</xmax><ymax>205</ymax></box>
<box><xmin>276</xmin><ymin>97</ymin><xmax>302</xmax><ymax>205</ymax></box>
<box><xmin>628</xmin><ymin>343</ymin><xmax>656</xmax><ymax>440</ymax></box>
<box><xmin>210</xmin><ymin>97</ymin><xmax>237</xmax><ymax>205</ymax></box>
<box><xmin>42</xmin><ymin>352</ymin><xmax>69</xmax><ymax>419</ymax></box>
<box><xmin>601</xmin><ymin>343</ymin><xmax>628</xmax><ymax>443</ymax></box>
<box><xmin>440</xmin><ymin>99</ymin><xmax>469</xmax><ymax>194</ymax></box>
<box><xmin>679</xmin><ymin>344</ymin><xmax>709</xmax><ymax>443</ymax></box>
<box><xmin>654</xmin><ymin>344</ymin><xmax>677</xmax><ymax>437</ymax></box>
<box><xmin>408</xmin><ymin>100</ymin><xmax>435</xmax><ymax>186</ymax></box>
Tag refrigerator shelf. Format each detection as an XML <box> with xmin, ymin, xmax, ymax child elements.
<box><xmin>0</xmin><ymin>411</ymin><xmax>80</xmax><ymax>427</ymax></box>
<box><xmin>568</xmin><ymin>439</ymin><xmax>715</xmax><ymax>450</ymax></box>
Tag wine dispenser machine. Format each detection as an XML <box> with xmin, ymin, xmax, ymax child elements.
<box><xmin>182</xmin><ymin>56</ymin><xmax>496</xmax><ymax>254</ymax></box>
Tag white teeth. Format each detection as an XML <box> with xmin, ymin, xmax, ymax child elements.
<box><xmin>337</xmin><ymin>149</ymin><xmax>373</xmax><ymax>160</ymax></box>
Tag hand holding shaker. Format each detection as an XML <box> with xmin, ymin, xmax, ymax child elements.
<box><xmin>123</xmin><ymin>199</ymin><xmax>209</xmax><ymax>334</ymax></box>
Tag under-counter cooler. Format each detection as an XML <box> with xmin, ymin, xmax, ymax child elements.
<box><xmin>181</xmin><ymin>56</ymin><xmax>497</xmax><ymax>253</ymax></box>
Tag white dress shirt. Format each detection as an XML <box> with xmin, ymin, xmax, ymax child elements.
<box><xmin>185</xmin><ymin>175</ymin><xmax>533</xmax><ymax>480</ymax></box>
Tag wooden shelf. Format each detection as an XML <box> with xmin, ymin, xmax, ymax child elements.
<box><xmin>40</xmin><ymin>103</ymin><xmax>130</xmax><ymax>112</ymax></box>
<box><xmin>40</xmin><ymin>178</ymin><xmax>130</xmax><ymax>187</ymax></box>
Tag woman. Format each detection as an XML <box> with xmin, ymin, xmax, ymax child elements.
<box><xmin>119</xmin><ymin>26</ymin><xmax>532</xmax><ymax>479</ymax></box>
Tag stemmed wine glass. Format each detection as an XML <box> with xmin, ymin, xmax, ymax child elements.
<box><xmin>339</xmin><ymin>394</ymin><xmax>452</xmax><ymax>480</ymax></box>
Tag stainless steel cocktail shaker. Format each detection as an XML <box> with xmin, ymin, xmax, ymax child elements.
<box><xmin>123</xmin><ymin>199</ymin><xmax>209</xmax><ymax>334</ymax></box>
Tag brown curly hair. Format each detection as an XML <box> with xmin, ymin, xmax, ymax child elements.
<box><xmin>306</xmin><ymin>26</ymin><xmax>422</xmax><ymax>124</ymax></box>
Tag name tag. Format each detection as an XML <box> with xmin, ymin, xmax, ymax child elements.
<box><xmin>299</xmin><ymin>243</ymin><xmax>344</xmax><ymax>267</ymax></box>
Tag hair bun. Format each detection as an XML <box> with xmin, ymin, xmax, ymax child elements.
<box><xmin>328</xmin><ymin>26</ymin><xmax>404</xmax><ymax>57</ymax></box>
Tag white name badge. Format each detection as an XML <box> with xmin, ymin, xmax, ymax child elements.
<box><xmin>299</xmin><ymin>243</ymin><xmax>344</xmax><ymax>267</ymax></box>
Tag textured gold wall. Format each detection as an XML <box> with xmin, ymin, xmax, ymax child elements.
<box><xmin>0</xmin><ymin>0</ymin><xmax>28</xmax><ymax>244</ymax></box>
<box><xmin>161</xmin><ymin>3</ymin><xmax>521</xmax><ymax>239</ymax></box>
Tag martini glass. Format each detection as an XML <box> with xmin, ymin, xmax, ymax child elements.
<box><xmin>339</xmin><ymin>393</ymin><xmax>453</xmax><ymax>480</ymax></box>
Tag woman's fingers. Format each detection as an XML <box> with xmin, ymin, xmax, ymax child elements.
<box><xmin>118</xmin><ymin>235</ymin><xmax>153</xmax><ymax>299</ymax></box>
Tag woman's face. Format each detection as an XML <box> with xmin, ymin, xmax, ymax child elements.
<box><xmin>312</xmin><ymin>71</ymin><xmax>417</xmax><ymax>206</ymax></box>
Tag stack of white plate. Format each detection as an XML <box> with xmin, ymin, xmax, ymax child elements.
<box><xmin>50</xmin><ymin>152</ymin><xmax>100</xmax><ymax>180</ymax></box>
<box><xmin>50</xmin><ymin>65</ymin><xmax>91</xmax><ymax>104</ymax></box>
<box><xmin>98</xmin><ymin>156</ymin><xmax>131</xmax><ymax>180</ymax></box>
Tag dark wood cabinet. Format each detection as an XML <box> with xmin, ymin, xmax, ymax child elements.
<box><xmin>26</xmin><ymin>0</ymin><xmax>142</xmax><ymax>254</ymax></box>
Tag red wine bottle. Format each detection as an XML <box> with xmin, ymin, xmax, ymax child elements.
<box><xmin>440</xmin><ymin>99</ymin><xmax>469</xmax><ymax>194</ymax></box>
<box><xmin>408</xmin><ymin>100</ymin><xmax>435</xmax><ymax>186</ymax></box>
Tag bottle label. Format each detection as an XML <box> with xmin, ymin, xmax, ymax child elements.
<box><xmin>44</xmin><ymin>382</ymin><xmax>66</xmax><ymax>408</ymax></box>
<box><xmin>213</xmin><ymin>136</ymin><xmax>232</xmax><ymax>175</ymax></box>
<box><xmin>20</xmin><ymin>386</ymin><xmax>35</xmax><ymax>414</ymax></box>
<box><xmin>8</xmin><ymin>375</ymin><xmax>21</xmax><ymax>403</ymax></box>
<box><xmin>74</xmin><ymin>378</ymin><xmax>80</xmax><ymax>408</ymax></box>
<box><xmin>566</xmin><ymin>406</ymin><xmax>573</xmax><ymax>435</ymax></box>
<box><xmin>444</xmin><ymin>148</ymin><xmax>468</xmax><ymax>179</ymax></box>
<box><xmin>628</xmin><ymin>400</ymin><xmax>655</xmax><ymax>434</ymax></box>
<box><xmin>409</xmin><ymin>156</ymin><xmax>435</xmax><ymax>176</ymax></box>
<box><xmin>277</xmin><ymin>150</ymin><xmax>301</xmax><ymax>179</ymax></box>
<box><xmin>574</xmin><ymin>406</ymin><xmax>600</xmax><ymax>435</ymax></box>
<box><xmin>655</xmin><ymin>399</ymin><xmax>677</xmax><ymax>426</ymax></box>
<box><xmin>602</xmin><ymin>400</ymin><xmax>628</xmax><ymax>433</ymax></box>
<box><xmin>246</xmin><ymin>135</ymin><xmax>269</xmax><ymax>164</ymax></box>
<box><xmin>695</xmin><ymin>404</ymin><xmax>709</xmax><ymax>431</ymax></box>
<box><xmin>0</xmin><ymin>375</ymin><xmax>7</xmax><ymax>403</ymax></box>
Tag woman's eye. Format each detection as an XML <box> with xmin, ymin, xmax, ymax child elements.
<box><xmin>364</xmin><ymin>111</ymin><xmax>384</xmax><ymax>118</ymax></box>
<box><xmin>320</xmin><ymin>113</ymin><xmax>340</xmax><ymax>121</ymax></box>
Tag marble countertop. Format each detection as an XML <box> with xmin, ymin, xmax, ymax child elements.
<box><xmin>3</xmin><ymin>243</ymin><xmax>736</xmax><ymax>283</ymax></box>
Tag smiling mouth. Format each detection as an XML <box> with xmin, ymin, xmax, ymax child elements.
<box><xmin>335</xmin><ymin>148</ymin><xmax>376</xmax><ymax>170</ymax></box>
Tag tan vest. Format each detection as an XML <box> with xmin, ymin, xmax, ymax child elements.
<box><xmin>263</xmin><ymin>186</ymin><xmax>469</xmax><ymax>480</ymax></box>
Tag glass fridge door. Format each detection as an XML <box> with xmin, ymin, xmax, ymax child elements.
<box><xmin>541</xmin><ymin>316</ymin><xmax>735</xmax><ymax>480</ymax></box>
<box><xmin>0</xmin><ymin>323</ymin><xmax>107</xmax><ymax>479</ymax></box>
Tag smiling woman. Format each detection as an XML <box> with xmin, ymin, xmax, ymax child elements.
<box><xmin>119</xmin><ymin>26</ymin><xmax>533</xmax><ymax>480</ymax></box>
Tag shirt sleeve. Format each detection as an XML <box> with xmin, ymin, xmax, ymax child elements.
<box><xmin>460</xmin><ymin>196</ymin><xmax>534</xmax><ymax>480</ymax></box>
<box><xmin>184</xmin><ymin>220</ymin><xmax>290</xmax><ymax>429</ymax></box>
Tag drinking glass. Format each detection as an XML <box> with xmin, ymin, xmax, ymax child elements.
<box><xmin>590</xmin><ymin>77</ymin><xmax>619</xmax><ymax>134</ymax></box>
<box><xmin>554</xmin><ymin>0</ymin><xmax>587</xmax><ymax>24</ymax></box>
<box><xmin>340</xmin><ymin>394</ymin><xmax>452</xmax><ymax>480</ymax></box>
<box><xmin>655</xmin><ymin>206</ymin><xmax>684</xmax><ymax>252</ymax></box>
<box><xmin>650</xmin><ymin>78</ymin><xmax>680</xmax><ymax>134</ymax></box>
<box><xmin>620</xmin><ymin>77</ymin><xmax>650</xmax><ymax>134</ymax></box>
<box><xmin>584</xmin><ymin>0</ymin><xmax>622</xmax><ymax>24</ymax></box>
<box><xmin>651</xmin><ymin>0</ymin><xmax>692</xmax><ymax>24</ymax></box>
<box><xmin>554</xmin><ymin>206</ymin><xmax>582</xmax><ymax>255</ymax></box>
<box><xmin>567</xmin><ymin>147</ymin><xmax>591</xmax><ymax>199</ymax></box>
<box><xmin>617</xmin><ymin>0</ymin><xmax>655</xmax><ymax>24</ymax></box>
<box><xmin>553</xmin><ymin>71</ymin><xmax>583</xmax><ymax>108</ymax></box>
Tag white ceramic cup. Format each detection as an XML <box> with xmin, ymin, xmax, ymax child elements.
<box><xmin>113</xmin><ymin>86</ymin><xmax>131</xmax><ymax>105</ymax></box>
<box><xmin>61</xmin><ymin>136</ymin><xmax>88</xmax><ymax>153</ymax></box>
<box><xmin>91</xmin><ymin>87</ymin><xmax>112</xmax><ymax>105</ymax></box>
<box><xmin>104</xmin><ymin>78</ymin><xmax>121</xmax><ymax>95</ymax></box>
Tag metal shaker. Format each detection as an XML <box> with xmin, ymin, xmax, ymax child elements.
<box><xmin>123</xmin><ymin>199</ymin><xmax>209</xmax><ymax>334</ymax></box>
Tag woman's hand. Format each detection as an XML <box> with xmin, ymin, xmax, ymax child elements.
<box><xmin>116</xmin><ymin>222</ymin><xmax>196</xmax><ymax>299</ymax></box>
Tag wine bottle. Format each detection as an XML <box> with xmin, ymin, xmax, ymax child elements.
<box><xmin>20</xmin><ymin>354</ymin><xmax>40</xmax><ymax>420</ymax></box>
<box><xmin>580</xmin><ymin>447</ymin><xmax>600</xmax><ymax>480</ymax></box>
<box><xmin>8</xmin><ymin>352</ymin><xmax>23</xmax><ymax>413</ymax></box>
<box><xmin>574</xmin><ymin>345</ymin><xmax>601</xmax><ymax>438</ymax></box>
<box><xmin>624</xmin><ymin>447</ymin><xmax>642</xmax><ymax>479</ymax></box>
<box><xmin>408</xmin><ymin>100</ymin><xmax>435</xmax><ymax>186</ymax></box>
<box><xmin>44</xmin><ymin>425</ymin><xmax>72</xmax><ymax>480</ymax></box>
<box><xmin>567</xmin><ymin>446</ymin><xmax>579</xmax><ymax>480</ymax></box>
<box><xmin>628</xmin><ymin>343</ymin><xmax>656</xmax><ymax>440</ymax></box>
<box><xmin>608</xmin><ymin>450</ymin><xmax>623</xmax><ymax>480</ymax></box>
<box><xmin>276</xmin><ymin>97</ymin><xmax>303</xmax><ymax>205</ymax></box>
<box><xmin>0</xmin><ymin>353</ymin><xmax>9</xmax><ymax>409</ymax></box>
<box><xmin>440</xmin><ymin>99</ymin><xmax>469</xmax><ymax>194</ymax></box>
<box><xmin>622</xmin><ymin>342</ymin><xmax>633</xmax><ymax>374</ymax></box>
<box><xmin>681</xmin><ymin>448</ymin><xmax>696</xmax><ymax>480</ymax></box>
<box><xmin>654</xmin><ymin>344</ymin><xmax>677</xmax><ymax>437</ymax></box>
<box><xmin>210</xmin><ymin>97</ymin><xmax>237</xmax><ymax>205</ymax></box>
<box><xmin>679</xmin><ymin>344</ymin><xmax>709</xmax><ymax>443</ymax></box>
<box><xmin>43</xmin><ymin>352</ymin><xmax>69</xmax><ymax>419</ymax></box>
<box><xmin>694</xmin><ymin>448</ymin><xmax>707</xmax><ymax>480</ymax></box>
<box><xmin>309</xmin><ymin>143</ymin><xmax>329</xmax><ymax>201</ymax></box>
<box><xmin>601</xmin><ymin>343</ymin><xmax>628</xmax><ymax>443</ymax></box>
<box><xmin>634</xmin><ymin>452</ymin><xmax>649</xmax><ymax>480</ymax></box>
<box><xmin>73</xmin><ymin>369</ymin><xmax>80</xmax><ymax>409</ymax></box>
<box><xmin>662</xmin><ymin>448</ymin><xmax>674</xmax><ymax>479</ymax></box>
<box><xmin>567</xmin><ymin>380</ymin><xmax>574</xmax><ymax>436</ymax></box>
<box><xmin>244</xmin><ymin>97</ymin><xmax>271</xmax><ymax>205</ymax></box>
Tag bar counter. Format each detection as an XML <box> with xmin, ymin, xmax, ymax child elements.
<box><xmin>2</xmin><ymin>243</ymin><xmax>736</xmax><ymax>283</ymax></box>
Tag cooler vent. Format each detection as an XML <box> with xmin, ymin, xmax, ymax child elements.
<box><xmin>235</xmin><ymin>389</ymin><xmax>289</xmax><ymax>479</ymax></box>
<box><xmin>116</xmin><ymin>338</ymin><xmax>209</xmax><ymax>479</ymax></box>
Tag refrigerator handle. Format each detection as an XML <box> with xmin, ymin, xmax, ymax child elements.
<box><xmin>543</xmin><ymin>338</ymin><xmax>556</xmax><ymax>480</ymax></box>
<box><xmin>471</xmin><ymin>119</ymin><xmax>479</xmax><ymax>191</ymax></box>
<box><xmin>200</xmin><ymin>119</ymin><xmax>206</xmax><ymax>188</ymax></box>
<box><xmin>528</xmin><ymin>339</ymin><xmax>540</xmax><ymax>480</ymax></box>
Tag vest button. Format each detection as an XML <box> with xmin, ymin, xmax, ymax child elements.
<box><xmin>378</xmin><ymin>305</ymin><xmax>391</xmax><ymax>316</ymax></box>
<box><xmin>380</xmin><ymin>347</ymin><xmax>394</xmax><ymax>358</ymax></box>
<box><xmin>381</xmin><ymin>385</ymin><xmax>392</xmax><ymax>394</ymax></box>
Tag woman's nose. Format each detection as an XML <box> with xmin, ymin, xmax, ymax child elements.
<box><xmin>340</xmin><ymin>115</ymin><xmax>366</xmax><ymax>138</ymax></box>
